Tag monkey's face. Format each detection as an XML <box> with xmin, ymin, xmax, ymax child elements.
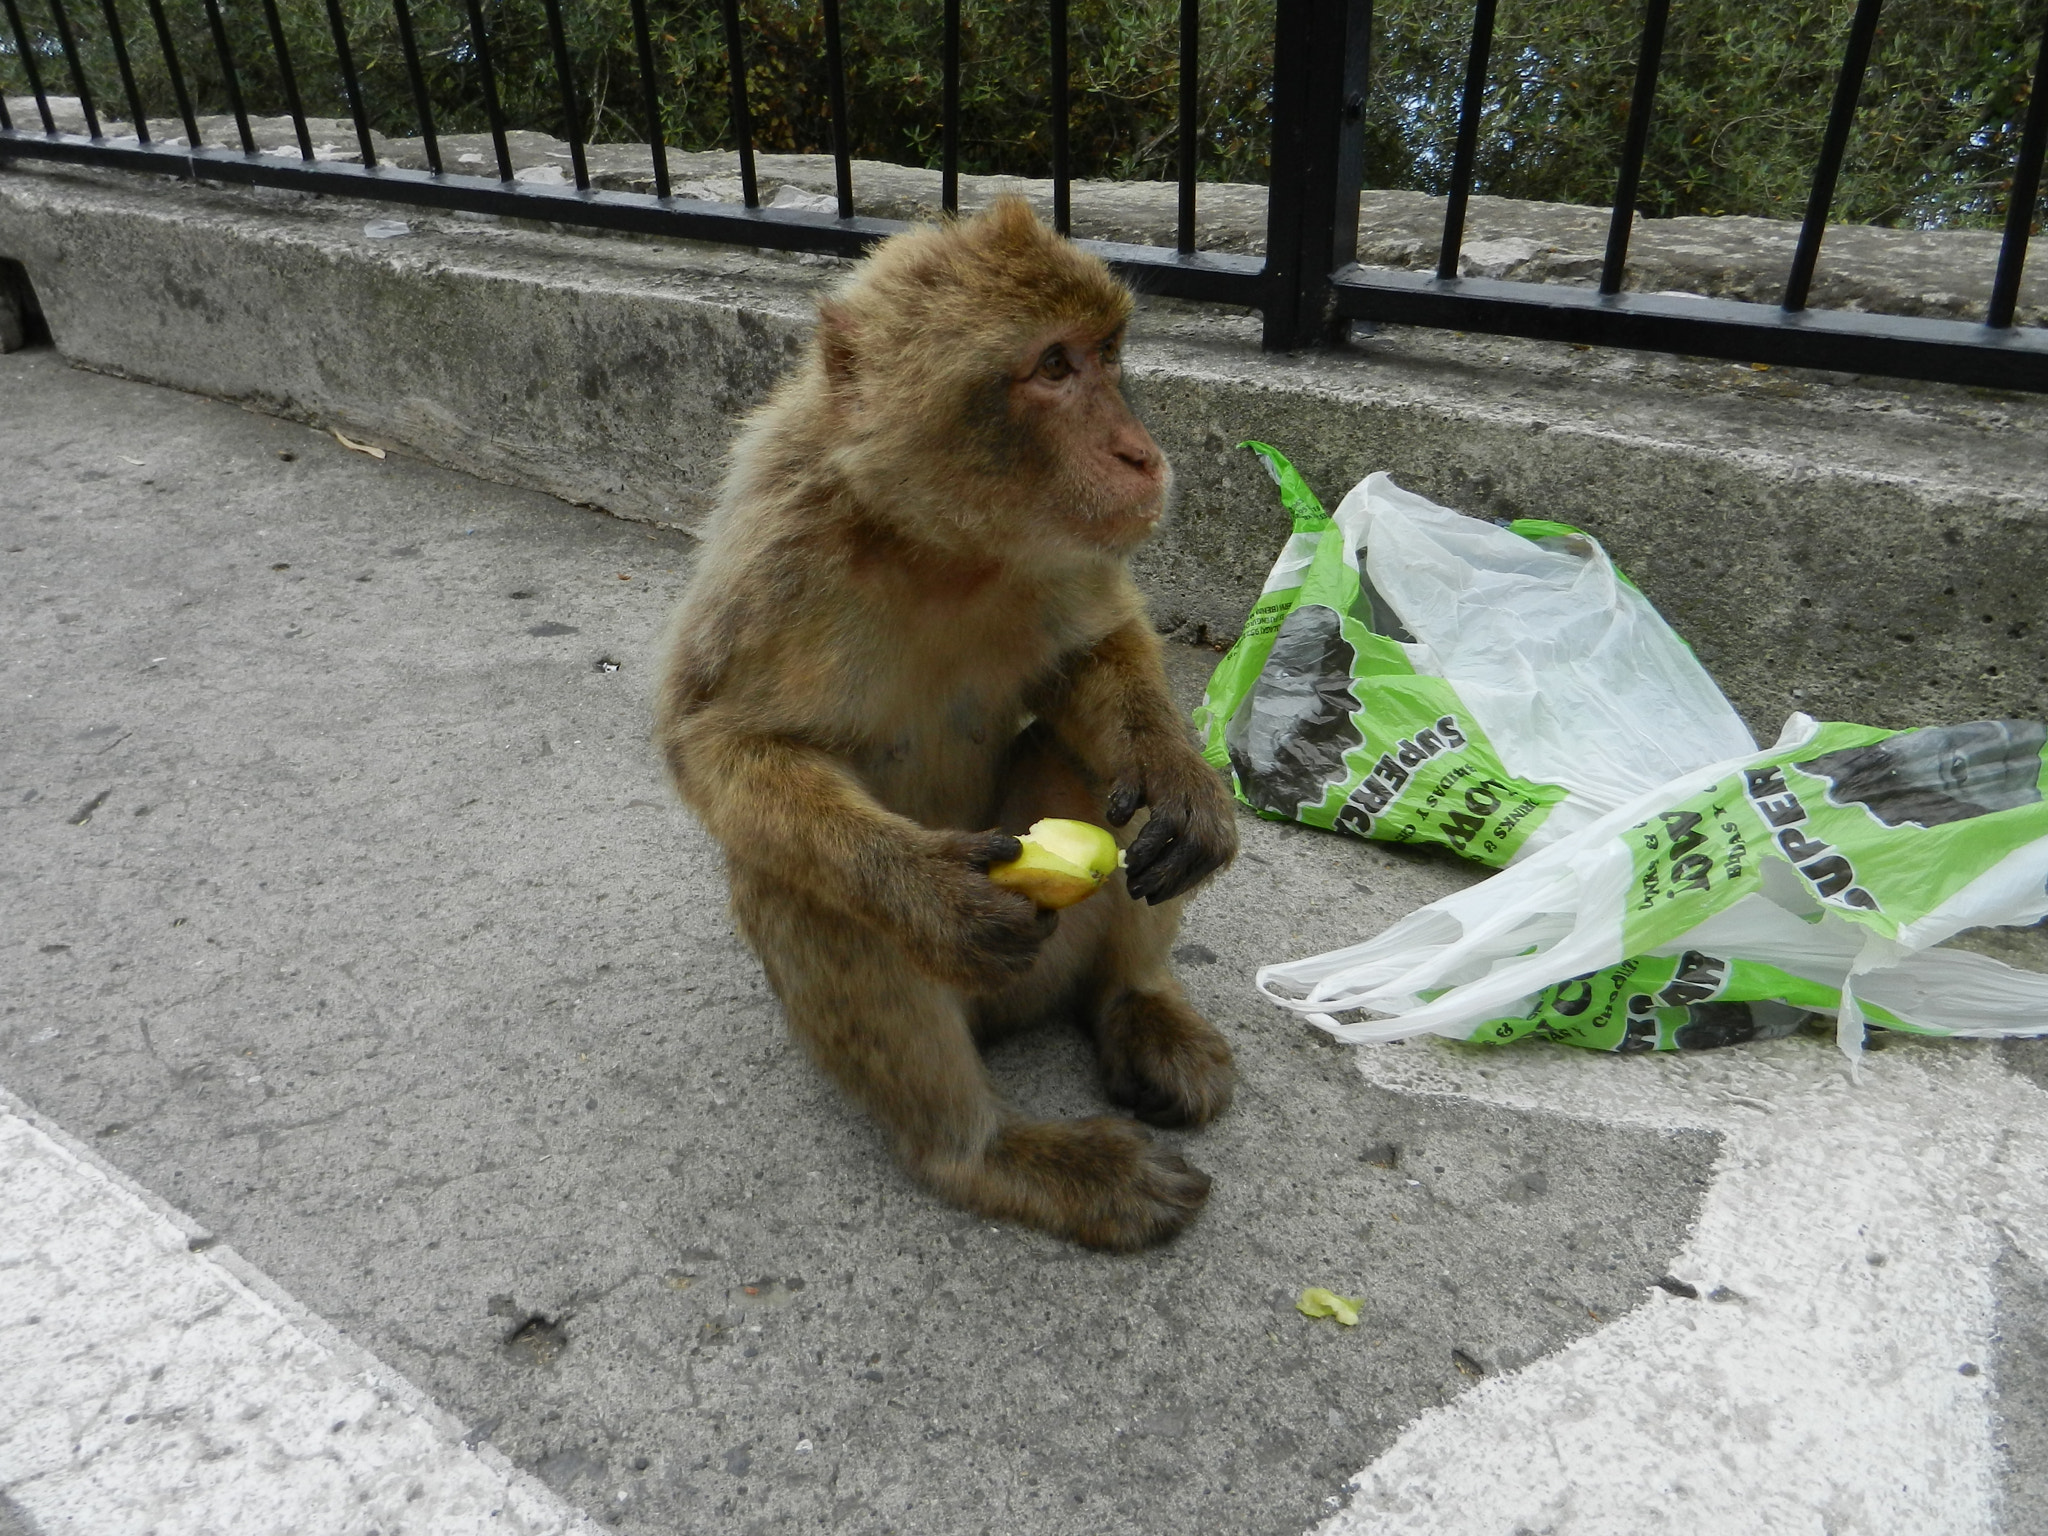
<box><xmin>809</xmin><ymin>194</ymin><xmax>1162</xmax><ymax>557</ymax></box>
<box><xmin>999</xmin><ymin>323</ymin><xmax>1171</xmax><ymax>555</ymax></box>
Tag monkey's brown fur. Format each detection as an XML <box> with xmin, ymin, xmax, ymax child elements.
<box><xmin>657</xmin><ymin>197</ymin><xmax>1238</xmax><ymax>1250</ymax></box>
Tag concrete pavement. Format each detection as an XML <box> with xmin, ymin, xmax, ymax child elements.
<box><xmin>3</xmin><ymin>347</ymin><xmax>2046</xmax><ymax>1535</ymax></box>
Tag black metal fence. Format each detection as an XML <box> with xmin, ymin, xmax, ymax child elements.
<box><xmin>3</xmin><ymin>0</ymin><xmax>2046</xmax><ymax>390</ymax></box>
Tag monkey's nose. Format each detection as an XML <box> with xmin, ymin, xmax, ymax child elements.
<box><xmin>1111</xmin><ymin>434</ymin><xmax>1159</xmax><ymax>474</ymax></box>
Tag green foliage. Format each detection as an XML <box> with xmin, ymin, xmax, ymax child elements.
<box><xmin>1366</xmin><ymin>0</ymin><xmax>2048</xmax><ymax>224</ymax></box>
<box><xmin>3</xmin><ymin>0</ymin><xmax>2041</xmax><ymax>228</ymax></box>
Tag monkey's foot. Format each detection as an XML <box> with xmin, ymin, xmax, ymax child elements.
<box><xmin>938</xmin><ymin>1117</ymin><xmax>1211</xmax><ymax>1251</ymax></box>
<box><xmin>1095</xmin><ymin>990</ymin><xmax>1235</xmax><ymax>1129</ymax></box>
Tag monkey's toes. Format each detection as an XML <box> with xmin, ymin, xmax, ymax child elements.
<box><xmin>1068</xmin><ymin>1129</ymin><xmax>1212</xmax><ymax>1251</ymax></box>
<box><xmin>1097</xmin><ymin>991</ymin><xmax>1236</xmax><ymax>1129</ymax></box>
<box><xmin>979</xmin><ymin>1116</ymin><xmax>1210</xmax><ymax>1250</ymax></box>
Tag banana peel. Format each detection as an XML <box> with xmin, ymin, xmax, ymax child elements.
<box><xmin>1296</xmin><ymin>1287</ymin><xmax>1363</xmax><ymax>1326</ymax></box>
<box><xmin>988</xmin><ymin>818</ymin><xmax>1123</xmax><ymax>909</ymax></box>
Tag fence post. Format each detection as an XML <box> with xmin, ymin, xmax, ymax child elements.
<box><xmin>1262</xmin><ymin>0</ymin><xmax>1370</xmax><ymax>350</ymax></box>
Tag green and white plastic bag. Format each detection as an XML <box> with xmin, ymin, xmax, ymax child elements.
<box><xmin>1196</xmin><ymin>447</ymin><xmax>1754</xmax><ymax>867</ymax></box>
<box><xmin>1256</xmin><ymin>714</ymin><xmax>2048</xmax><ymax>1054</ymax></box>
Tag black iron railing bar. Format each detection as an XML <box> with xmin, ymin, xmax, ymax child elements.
<box><xmin>1331</xmin><ymin>267</ymin><xmax>2048</xmax><ymax>391</ymax></box>
<box><xmin>320</xmin><ymin>0</ymin><xmax>374</xmax><ymax>166</ymax></box>
<box><xmin>258</xmin><ymin>0</ymin><xmax>315</xmax><ymax>160</ymax></box>
<box><xmin>1784</xmin><ymin>0</ymin><xmax>1883</xmax><ymax>313</ymax></box>
<box><xmin>1600</xmin><ymin>0</ymin><xmax>1668</xmax><ymax>294</ymax></box>
<box><xmin>147</xmin><ymin>0</ymin><xmax>201</xmax><ymax>148</ymax></box>
<box><xmin>0</xmin><ymin>127</ymin><xmax>1268</xmax><ymax>304</ymax></box>
<box><xmin>539</xmin><ymin>0</ymin><xmax>589</xmax><ymax>190</ymax></box>
<box><xmin>1176</xmin><ymin>0</ymin><xmax>1197</xmax><ymax>253</ymax></box>
<box><xmin>1</xmin><ymin>0</ymin><xmax>55</xmax><ymax>133</ymax></box>
<box><xmin>388</xmin><ymin>0</ymin><xmax>440</xmax><ymax>174</ymax></box>
<box><xmin>0</xmin><ymin>90</ymin><xmax>9</xmax><ymax>131</ymax></box>
<box><xmin>460</xmin><ymin>0</ymin><xmax>514</xmax><ymax>180</ymax></box>
<box><xmin>96</xmin><ymin>0</ymin><xmax>151</xmax><ymax>143</ymax></box>
<box><xmin>198</xmin><ymin>0</ymin><xmax>254</xmax><ymax>152</ymax></box>
<box><xmin>715</xmin><ymin>0</ymin><xmax>757</xmax><ymax>206</ymax></box>
<box><xmin>625</xmin><ymin>0</ymin><xmax>668</xmax><ymax>198</ymax></box>
<box><xmin>1436</xmin><ymin>0</ymin><xmax>1496</xmax><ymax>281</ymax></box>
<box><xmin>1335</xmin><ymin>0</ymin><xmax>1372</xmax><ymax>267</ymax></box>
<box><xmin>1051</xmin><ymin>0</ymin><xmax>1069</xmax><ymax>233</ymax></box>
<box><xmin>1260</xmin><ymin>0</ymin><xmax>1367</xmax><ymax>350</ymax></box>
<box><xmin>822</xmin><ymin>0</ymin><xmax>852</xmax><ymax>217</ymax></box>
<box><xmin>943</xmin><ymin>0</ymin><xmax>960</xmax><ymax>212</ymax></box>
<box><xmin>1988</xmin><ymin>20</ymin><xmax>2048</xmax><ymax>330</ymax></box>
<box><xmin>45</xmin><ymin>0</ymin><xmax>102</xmax><ymax>137</ymax></box>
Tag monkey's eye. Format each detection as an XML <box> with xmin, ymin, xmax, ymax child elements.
<box><xmin>1099</xmin><ymin>336</ymin><xmax>1122</xmax><ymax>367</ymax></box>
<box><xmin>1036</xmin><ymin>345</ymin><xmax>1075</xmax><ymax>380</ymax></box>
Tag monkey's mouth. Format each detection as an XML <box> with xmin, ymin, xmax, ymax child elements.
<box><xmin>1086</xmin><ymin>500</ymin><xmax>1166</xmax><ymax>549</ymax></box>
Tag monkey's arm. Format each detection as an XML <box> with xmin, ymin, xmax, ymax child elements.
<box><xmin>668</xmin><ymin>717</ymin><xmax>1054</xmax><ymax>987</ymax></box>
<box><xmin>1032</xmin><ymin>618</ymin><xmax>1238</xmax><ymax>904</ymax></box>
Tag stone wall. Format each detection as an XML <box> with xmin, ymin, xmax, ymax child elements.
<box><xmin>2</xmin><ymin>115</ymin><xmax>2044</xmax><ymax>737</ymax></box>
<box><xmin>10</xmin><ymin>96</ymin><xmax>2044</xmax><ymax>327</ymax></box>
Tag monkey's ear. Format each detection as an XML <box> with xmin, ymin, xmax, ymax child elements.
<box><xmin>816</xmin><ymin>301</ymin><xmax>859</xmax><ymax>388</ymax></box>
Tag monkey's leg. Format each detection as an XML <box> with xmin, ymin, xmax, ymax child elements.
<box><xmin>990</xmin><ymin>727</ymin><xmax>1236</xmax><ymax>1129</ymax></box>
<box><xmin>1086</xmin><ymin>890</ymin><xmax>1235</xmax><ymax>1129</ymax></box>
<box><xmin>735</xmin><ymin>869</ymin><xmax>1211</xmax><ymax>1250</ymax></box>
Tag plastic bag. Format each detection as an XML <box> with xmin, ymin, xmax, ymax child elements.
<box><xmin>1195</xmin><ymin>447</ymin><xmax>1754</xmax><ymax>867</ymax></box>
<box><xmin>1257</xmin><ymin>714</ymin><xmax>2048</xmax><ymax>1053</ymax></box>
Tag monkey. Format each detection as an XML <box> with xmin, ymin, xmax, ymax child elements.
<box><xmin>655</xmin><ymin>196</ymin><xmax>1240</xmax><ymax>1250</ymax></box>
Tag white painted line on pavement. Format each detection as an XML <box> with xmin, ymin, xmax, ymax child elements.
<box><xmin>0</xmin><ymin>1087</ymin><xmax>601</xmax><ymax>1536</ymax></box>
<box><xmin>1318</xmin><ymin>1039</ymin><xmax>2048</xmax><ymax>1536</ymax></box>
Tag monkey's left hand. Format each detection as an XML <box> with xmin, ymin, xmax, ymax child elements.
<box><xmin>1105</xmin><ymin>754</ymin><xmax>1239</xmax><ymax>904</ymax></box>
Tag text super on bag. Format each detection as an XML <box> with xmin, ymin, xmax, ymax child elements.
<box><xmin>1195</xmin><ymin>446</ymin><xmax>1754</xmax><ymax>866</ymax></box>
<box><xmin>1257</xmin><ymin>715</ymin><xmax>2048</xmax><ymax>1055</ymax></box>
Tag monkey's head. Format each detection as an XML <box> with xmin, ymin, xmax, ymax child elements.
<box><xmin>813</xmin><ymin>195</ymin><xmax>1170</xmax><ymax>557</ymax></box>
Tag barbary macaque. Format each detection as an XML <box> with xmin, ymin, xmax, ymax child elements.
<box><xmin>657</xmin><ymin>196</ymin><xmax>1239</xmax><ymax>1249</ymax></box>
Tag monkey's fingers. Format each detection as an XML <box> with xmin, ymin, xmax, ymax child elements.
<box><xmin>1105</xmin><ymin>778</ymin><xmax>1145</xmax><ymax>828</ymax></box>
<box><xmin>1129</xmin><ymin>840</ymin><xmax>1204</xmax><ymax>904</ymax></box>
<box><xmin>1125</xmin><ymin>808</ymin><xmax>1232</xmax><ymax>904</ymax></box>
<box><xmin>1122</xmin><ymin>810</ymin><xmax>1191</xmax><ymax>902</ymax></box>
<box><xmin>1121</xmin><ymin>810</ymin><xmax>1177</xmax><ymax>882</ymax></box>
<box><xmin>964</xmin><ymin>831</ymin><xmax>1027</xmax><ymax>870</ymax></box>
<box><xmin>960</xmin><ymin>894</ymin><xmax>1060</xmax><ymax>980</ymax></box>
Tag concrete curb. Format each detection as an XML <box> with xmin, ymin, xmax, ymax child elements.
<box><xmin>0</xmin><ymin>158</ymin><xmax>2042</xmax><ymax>733</ymax></box>
<box><xmin>0</xmin><ymin>1082</ymin><xmax>600</xmax><ymax>1533</ymax></box>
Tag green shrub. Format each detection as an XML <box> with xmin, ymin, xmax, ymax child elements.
<box><xmin>3</xmin><ymin>0</ymin><xmax>2041</xmax><ymax>228</ymax></box>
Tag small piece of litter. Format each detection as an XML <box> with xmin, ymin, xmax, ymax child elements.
<box><xmin>363</xmin><ymin>219</ymin><xmax>412</xmax><ymax>239</ymax></box>
<box><xmin>332</xmin><ymin>430</ymin><xmax>387</xmax><ymax>459</ymax></box>
<box><xmin>120</xmin><ymin>456</ymin><xmax>146</xmax><ymax>466</ymax></box>
<box><xmin>768</xmin><ymin>184</ymin><xmax>841</xmax><ymax>214</ymax></box>
<box><xmin>1297</xmin><ymin>1287</ymin><xmax>1362</xmax><ymax>1326</ymax></box>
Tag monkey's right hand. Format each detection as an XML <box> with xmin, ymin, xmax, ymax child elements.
<box><xmin>899</xmin><ymin>830</ymin><xmax>1060</xmax><ymax>992</ymax></box>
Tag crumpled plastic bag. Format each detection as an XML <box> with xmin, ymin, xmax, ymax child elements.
<box><xmin>1196</xmin><ymin>447</ymin><xmax>1754</xmax><ymax>867</ymax></box>
<box><xmin>1256</xmin><ymin>714</ymin><xmax>2048</xmax><ymax>1055</ymax></box>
